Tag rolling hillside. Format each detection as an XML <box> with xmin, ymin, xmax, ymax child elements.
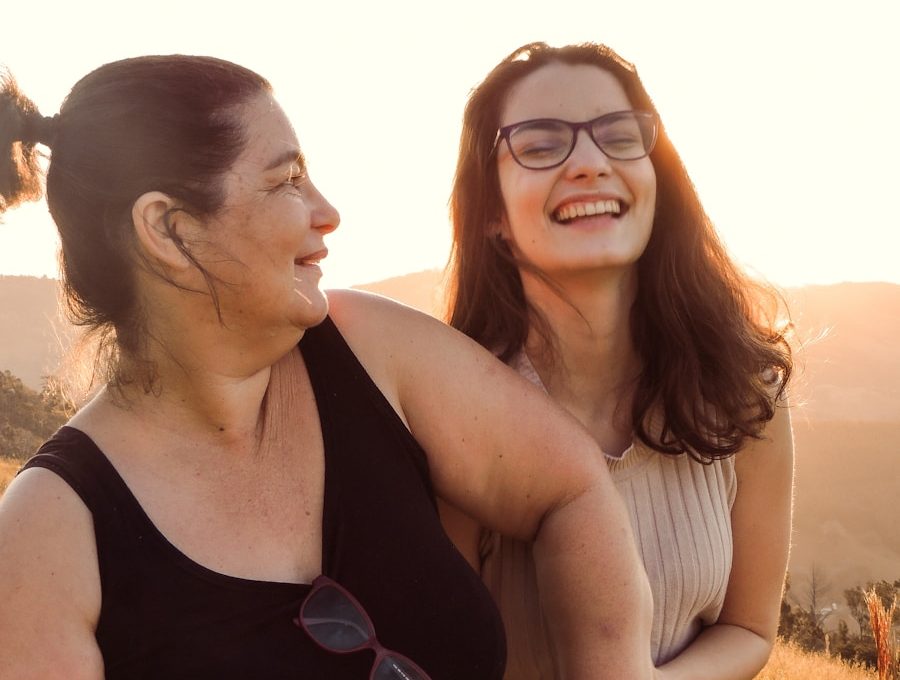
<box><xmin>0</xmin><ymin>275</ymin><xmax>71</xmax><ymax>390</ymax></box>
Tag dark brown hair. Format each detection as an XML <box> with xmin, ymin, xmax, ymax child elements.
<box><xmin>0</xmin><ymin>56</ymin><xmax>271</xmax><ymax>389</ymax></box>
<box><xmin>446</xmin><ymin>42</ymin><xmax>792</xmax><ymax>461</ymax></box>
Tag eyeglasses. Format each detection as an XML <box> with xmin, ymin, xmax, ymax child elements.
<box><xmin>295</xmin><ymin>575</ymin><xmax>433</xmax><ymax>680</ymax></box>
<box><xmin>495</xmin><ymin>110</ymin><xmax>659</xmax><ymax>170</ymax></box>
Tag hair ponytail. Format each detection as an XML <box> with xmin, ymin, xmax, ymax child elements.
<box><xmin>0</xmin><ymin>69</ymin><xmax>48</xmax><ymax>214</ymax></box>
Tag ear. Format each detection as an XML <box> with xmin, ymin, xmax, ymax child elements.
<box><xmin>492</xmin><ymin>211</ymin><xmax>512</xmax><ymax>241</ymax></box>
<box><xmin>131</xmin><ymin>191</ymin><xmax>195</xmax><ymax>272</ymax></box>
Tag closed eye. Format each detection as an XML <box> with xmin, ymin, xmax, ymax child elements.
<box><xmin>602</xmin><ymin>134</ymin><xmax>641</xmax><ymax>147</ymax></box>
<box><xmin>282</xmin><ymin>162</ymin><xmax>308</xmax><ymax>190</ymax></box>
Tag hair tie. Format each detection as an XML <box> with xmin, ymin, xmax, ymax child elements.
<box><xmin>21</xmin><ymin>112</ymin><xmax>59</xmax><ymax>148</ymax></box>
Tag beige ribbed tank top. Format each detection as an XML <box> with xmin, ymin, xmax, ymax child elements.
<box><xmin>480</xmin><ymin>353</ymin><xmax>737</xmax><ymax>677</ymax></box>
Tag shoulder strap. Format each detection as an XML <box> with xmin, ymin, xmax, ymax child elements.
<box><xmin>21</xmin><ymin>426</ymin><xmax>131</xmax><ymax>518</ymax></box>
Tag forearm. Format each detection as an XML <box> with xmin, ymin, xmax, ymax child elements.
<box><xmin>533</xmin><ymin>484</ymin><xmax>655</xmax><ymax>680</ymax></box>
<box><xmin>656</xmin><ymin>623</ymin><xmax>773</xmax><ymax>680</ymax></box>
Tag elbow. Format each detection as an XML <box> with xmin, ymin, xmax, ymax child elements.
<box><xmin>732</xmin><ymin>615</ymin><xmax>780</xmax><ymax>648</ymax></box>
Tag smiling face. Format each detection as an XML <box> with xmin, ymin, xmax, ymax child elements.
<box><xmin>197</xmin><ymin>92</ymin><xmax>339</xmax><ymax>336</ymax></box>
<box><xmin>496</xmin><ymin>62</ymin><xmax>657</xmax><ymax>286</ymax></box>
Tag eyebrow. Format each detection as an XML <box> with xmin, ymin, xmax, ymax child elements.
<box><xmin>514</xmin><ymin>119</ymin><xmax>566</xmax><ymax>132</ymax></box>
<box><xmin>264</xmin><ymin>148</ymin><xmax>306</xmax><ymax>172</ymax></box>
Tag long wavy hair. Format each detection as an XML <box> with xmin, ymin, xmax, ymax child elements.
<box><xmin>445</xmin><ymin>42</ymin><xmax>792</xmax><ymax>461</ymax></box>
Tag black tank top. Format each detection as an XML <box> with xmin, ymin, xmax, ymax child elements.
<box><xmin>22</xmin><ymin>317</ymin><xmax>506</xmax><ymax>679</ymax></box>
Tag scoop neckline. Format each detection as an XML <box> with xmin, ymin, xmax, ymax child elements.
<box><xmin>509</xmin><ymin>350</ymin><xmax>646</xmax><ymax>467</ymax></box>
<box><xmin>57</xmin><ymin>425</ymin><xmax>314</xmax><ymax>593</ymax></box>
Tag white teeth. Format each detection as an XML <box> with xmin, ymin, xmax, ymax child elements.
<box><xmin>554</xmin><ymin>199</ymin><xmax>621</xmax><ymax>222</ymax></box>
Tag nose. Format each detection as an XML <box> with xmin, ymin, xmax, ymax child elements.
<box><xmin>307</xmin><ymin>181</ymin><xmax>340</xmax><ymax>235</ymax></box>
<box><xmin>564</xmin><ymin>128</ymin><xmax>613</xmax><ymax>179</ymax></box>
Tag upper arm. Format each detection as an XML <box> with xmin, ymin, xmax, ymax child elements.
<box><xmin>326</xmin><ymin>289</ymin><xmax>615</xmax><ymax>542</ymax></box>
<box><xmin>0</xmin><ymin>468</ymin><xmax>104</xmax><ymax>679</ymax></box>
<box><xmin>718</xmin><ymin>400</ymin><xmax>795</xmax><ymax>642</ymax></box>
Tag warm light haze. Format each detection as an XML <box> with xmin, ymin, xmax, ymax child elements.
<box><xmin>2</xmin><ymin>0</ymin><xmax>898</xmax><ymax>289</ymax></box>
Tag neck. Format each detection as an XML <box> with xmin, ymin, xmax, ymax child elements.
<box><xmin>118</xmin><ymin>358</ymin><xmax>273</xmax><ymax>441</ymax></box>
<box><xmin>522</xmin><ymin>267</ymin><xmax>640</xmax><ymax>455</ymax></box>
<box><xmin>71</xmin><ymin>348</ymin><xmax>309</xmax><ymax>483</ymax></box>
<box><xmin>99</xmin><ymin>304</ymin><xmax>305</xmax><ymax>454</ymax></box>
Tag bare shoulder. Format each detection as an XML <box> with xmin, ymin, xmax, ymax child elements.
<box><xmin>324</xmin><ymin>287</ymin><xmax>491</xmax><ymax>389</ymax></box>
<box><xmin>0</xmin><ymin>468</ymin><xmax>103</xmax><ymax>678</ymax></box>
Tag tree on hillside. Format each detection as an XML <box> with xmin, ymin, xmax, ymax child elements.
<box><xmin>0</xmin><ymin>369</ymin><xmax>72</xmax><ymax>460</ymax></box>
<box><xmin>845</xmin><ymin>580</ymin><xmax>900</xmax><ymax>636</ymax></box>
<box><xmin>790</xmin><ymin>563</ymin><xmax>839</xmax><ymax>628</ymax></box>
<box><xmin>780</xmin><ymin>572</ymin><xmax>826</xmax><ymax>651</ymax></box>
<box><xmin>829</xmin><ymin>619</ymin><xmax>878</xmax><ymax>669</ymax></box>
<box><xmin>778</xmin><ymin>573</ymin><xmax>798</xmax><ymax>640</ymax></box>
<box><xmin>781</xmin><ymin>573</ymin><xmax>900</xmax><ymax>670</ymax></box>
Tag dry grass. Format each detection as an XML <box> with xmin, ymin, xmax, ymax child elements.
<box><xmin>865</xmin><ymin>588</ymin><xmax>898</xmax><ymax>679</ymax></box>
<box><xmin>754</xmin><ymin>639</ymin><xmax>877</xmax><ymax>680</ymax></box>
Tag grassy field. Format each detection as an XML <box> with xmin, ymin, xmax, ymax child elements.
<box><xmin>755</xmin><ymin>640</ymin><xmax>877</xmax><ymax>679</ymax></box>
<box><xmin>0</xmin><ymin>463</ymin><xmax>886</xmax><ymax>679</ymax></box>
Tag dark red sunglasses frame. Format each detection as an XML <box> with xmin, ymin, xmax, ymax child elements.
<box><xmin>294</xmin><ymin>574</ymin><xmax>433</xmax><ymax>680</ymax></box>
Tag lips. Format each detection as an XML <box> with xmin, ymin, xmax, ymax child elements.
<box><xmin>552</xmin><ymin>198</ymin><xmax>623</xmax><ymax>224</ymax></box>
<box><xmin>295</xmin><ymin>248</ymin><xmax>328</xmax><ymax>266</ymax></box>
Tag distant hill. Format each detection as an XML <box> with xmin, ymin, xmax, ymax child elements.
<box><xmin>354</xmin><ymin>269</ymin><xmax>448</xmax><ymax>319</ymax></box>
<box><xmin>1</xmin><ymin>274</ymin><xmax>898</xmax><ymax>598</ymax></box>
<box><xmin>0</xmin><ymin>276</ymin><xmax>73</xmax><ymax>390</ymax></box>
<box><xmin>785</xmin><ymin>284</ymin><xmax>900</xmax><ymax>422</ymax></box>
<box><xmin>790</xmin><ymin>419</ymin><xmax>899</xmax><ymax>592</ymax></box>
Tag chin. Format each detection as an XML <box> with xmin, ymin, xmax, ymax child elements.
<box><xmin>293</xmin><ymin>289</ymin><xmax>330</xmax><ymax>329</ymax></box>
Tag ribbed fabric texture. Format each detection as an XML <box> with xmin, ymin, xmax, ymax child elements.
<box><xmin>480</xmin><ymin>352</ymin><xmax>737</xmax><ymax>677</ymax></box>
<box><xmin>608</xmin><ymin>440</ymin><xmax>736</xmax><ymax>664</ymax></box>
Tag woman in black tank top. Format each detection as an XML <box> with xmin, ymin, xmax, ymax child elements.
<box><xmin>0</xmin><ymin>56</ymin><xmax>655</xmax><ymax>679</ymax></box>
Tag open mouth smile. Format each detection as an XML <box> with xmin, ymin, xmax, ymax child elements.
<box><xmin>552</xmin><ymin>199</ymin><xmax>623</xmax><ymax>224</ymax></box>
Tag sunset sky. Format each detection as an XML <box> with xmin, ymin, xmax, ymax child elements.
<box><xmin>1</xmin><ymin>0</ymin><xmax>897</xmax><ymax>290</ymax></box>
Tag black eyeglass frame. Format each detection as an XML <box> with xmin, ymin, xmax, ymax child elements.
<box><xmin>294</xmin><ymin>574</ymin><xmax>433</xmax><ymax>680</ymax></box>
<box><xmin>494</xmin><ymin>110</ymin><xmax>659</xmax><ymax>170</ymax></box>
